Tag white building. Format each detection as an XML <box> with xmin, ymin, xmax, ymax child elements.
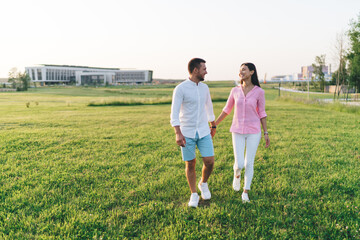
<box><xmin>25</xmin><ymin>64</ymin><xmax>153</xmax><ymax>86</ymax></box>
<box><xmin>270</xmin><ymin>75</ymin><xmax>294</xmax><ymax>81</ymax></box>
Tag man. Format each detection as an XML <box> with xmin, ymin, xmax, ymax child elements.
<box><xmin>170</xmin><ymin>58</ymin><xmax>216</xmax><ymax>208</ymax></box>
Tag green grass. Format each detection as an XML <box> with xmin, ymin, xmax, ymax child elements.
<box><xmin>0</xmin><ymin>84</ymin><xmax>359</xmax><ymax>239</ymax></box>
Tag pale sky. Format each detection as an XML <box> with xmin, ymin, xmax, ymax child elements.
<box><xmin>0</xmin><ymin>0</ymin><xmax>359</xmax><ymax>80</ymax></box>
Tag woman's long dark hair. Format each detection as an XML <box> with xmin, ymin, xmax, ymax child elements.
<box><xmin>240</xmin><ymin>62</ymin><xmax>260</xmax><ymax>87</ymax></box>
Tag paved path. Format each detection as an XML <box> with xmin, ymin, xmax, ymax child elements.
<box><xmin>279</xmin><ymin>87</ymin><xmax>326</xmax><ymax>94</ymax></box>
<box><xmin>279</xmin><ymin>87</ymin><xmax>360</xmax><ymax>106</ymax></box>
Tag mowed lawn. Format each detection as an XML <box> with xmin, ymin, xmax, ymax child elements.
<box><xmin>0</xmin><ymin>85</ymin><xmax>359</xmax><ymax>239</ymax></box>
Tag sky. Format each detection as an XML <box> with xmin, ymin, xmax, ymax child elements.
<box><xmin>0</xmin><ymin>0</ymin><xmax>359</xmax><ymax>81</ymax></box>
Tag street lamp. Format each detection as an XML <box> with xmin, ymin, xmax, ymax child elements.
<box><xmin>307</xmin><ymin>70</ymin><xmax>310</xmax><ymax>100</ymax></box>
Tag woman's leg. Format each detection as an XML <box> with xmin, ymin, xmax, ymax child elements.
<box><xmin>243</xmin><ymin>132</ymin><xmax>261</xmax><ymax>191</ymax></box>
<box><xmin>232</xmin><ymin>132</ymin><xmax>246</xmax><ymax>177</ymax></box>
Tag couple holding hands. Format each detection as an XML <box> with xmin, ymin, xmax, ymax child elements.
<box><xmin>170</xmin><ymin>58</ymin><xmax>270</xmax><ymax>207</ymax></box>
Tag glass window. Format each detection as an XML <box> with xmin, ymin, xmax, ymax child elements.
<box><xmin>37</xmin><ymin>69</ymin><xmax>42</xmax><ymax>80</ymax></box>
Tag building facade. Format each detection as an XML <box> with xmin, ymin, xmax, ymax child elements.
<box><xmin>25</xmin><ymin>65</ymin><xmax>153</xmax><ymax>86</ymax></box>
<box><xmin>299</xmin><ymin>65</ymin><xmax>331</xmax><ymax>81</ymax></box>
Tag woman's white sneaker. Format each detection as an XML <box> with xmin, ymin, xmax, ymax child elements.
<box><xmin>233</xmin><ymin>176</ymin><xmax>240</xmax><ymax>191</ymax></box>
<box><xmin>242</xmin><ymin>192</ymin><xmax>250</xmax><ymax>202</ymax></box>
<box><xmin>188</xmin><ymin>193</ymin><xmax>199</xmax><ymax>208</ymax></box>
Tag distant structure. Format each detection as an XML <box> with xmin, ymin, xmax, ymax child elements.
<box><xmin>270</xmin><ymin>75</ymin><xmax>294</xmax><ymax>81</ymax></box>
<box><xmin>25</xmin><ymin>64</ymin><xmax>153</xmax><ymax>86</ymax></box>
<box><xmin>298</xmin><ymin>65</ymin><xmax>331</xmax><ymax>81</ymax></box>
<box><xmin>268</xmin><ymin>64</ymin><xmax>332</xmax><ymax>83</ymax></box>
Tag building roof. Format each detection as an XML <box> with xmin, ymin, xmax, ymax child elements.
<box><xmin>40</xmin><ymin>64</ymin><xmax>121</xmax><ymax>71</ymax></box>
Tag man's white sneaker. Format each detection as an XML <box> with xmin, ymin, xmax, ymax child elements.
<box><xmin>188</xmin><ymin>193</ymin><xmax>199</xmax><ymax>208</ymax></box>
<box><xmin>242</xmin><ymin>192</ymin><xmax>250</xmax><ymax>202</ymax></box>
<box><xmin>233</xmin><ymin>176</ymin><xmax>240</xmax><ymax>191</ymax></box>
<box><xmin>198</xmin><ymin>181</ymin><xmax>211</xmax><ymax>200</ymax></box>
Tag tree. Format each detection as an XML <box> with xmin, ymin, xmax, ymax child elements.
<box><xmin>331</xmin><ymin>32</ymin><xmax>348</xmax><ymax>99</ymax></box>
<box><xmin>8</xmin><ymin>67</ymin><xmax>18</xmax><ymax>89</ymax></box>
<box><xmin>347</xmin><ymin>14</ymin><xmax>360</xmax><ymax>92</ymax></box>
<box><xmin>8</xmin><ymin>68</ymin><xmax>31</xmax><ymax>91</ymax></box>
<box><xmin>331</xmin><ymin>58</ymin><xmax>348</xmax><ymax>97</ymax></box>
<box><xmin>312</xmin><ymin>55</ymin><xmax>326</xmax><ymax>92</ymax></box>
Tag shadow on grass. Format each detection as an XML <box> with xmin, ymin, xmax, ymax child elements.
<box><xmin>198</xmin><ymin>199</ymin><xmax>211</xmax><ymax>208</ymax></box>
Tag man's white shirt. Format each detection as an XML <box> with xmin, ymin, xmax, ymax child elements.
<box><xmin>170</xmin><ymin>78</ymin><xmax>215</xmax><ymax>138</ymax></box>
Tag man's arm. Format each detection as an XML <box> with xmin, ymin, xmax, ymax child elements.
<box><xmin>205</xmin><ymin>87</ymin><xmax>216</xmax><ymax>137</ymax></box>
<box><xmin>209</xmin><ymin>121</ymin><xmax>216</xmax><ymax>138</ymax></box>
<box><xmin>205</xmin><ymin>88</ymin><xmax>215</xmax><ymax>122</ymax></box>
<box><xmin>174</xmin><ymin>126</ymin><xmax>186</xmax><ymax>147</ymax></box>
<box><xmin>170</xmin><ymin>86</ymin><xmax>182</xmax><ymax>127</ymax></box>
<box><xmin>170</xmin><ymin>86</ymin><xmax>185</xmax><ymax>146</ymax></box>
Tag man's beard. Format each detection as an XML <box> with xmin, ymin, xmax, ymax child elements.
<box><xmin>198</xmin><ymin>74</ymin><xmax>205</xmax><ymax>81</ymax></box>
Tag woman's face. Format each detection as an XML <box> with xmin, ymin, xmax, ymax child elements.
<box><xmin>239</xmin><ymin>65</ymin><xmax>253</xmax><ymax>81</ymax></box>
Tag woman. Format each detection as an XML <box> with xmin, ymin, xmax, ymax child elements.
<box><xmin>215</xmin><ymin>63</ymin><xmax>270</xmax><ymax>202</ymax></box>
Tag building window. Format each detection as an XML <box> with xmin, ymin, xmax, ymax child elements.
<box><xmin>37</xmin><ymin>69</ymin><xmax>42</xmax><ymax>80</ymax></box>
<box><xmin>32</xmin><ymin>69</ymin><xmax>36</xmax><ymax>80</ymax></box>
<box><xmin>81</xmin><ymin>75</ymin><xmax>104</xmax><ymax>85</ymax></box>
<box><xmin>115</xmin><ymin>72</ymin><xmax>146</xmax><ymax>82</ymax></box>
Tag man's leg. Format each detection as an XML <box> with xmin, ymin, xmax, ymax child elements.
<box><xmin>181</xmin><ymin>135</ymin><xmax>199</xmax><ymax>207</ymax></box>
<box><xmin>185</xmin><ymin>158</ymin><xmax>197</xmax><ymax>193</ymax></box>
<box><xmin>197</xmin><ymin>156</ymin><xmax>213</xmax><ymax>200</ymax></box>
<box><xmin>196</xmin><ymin>134</ymin><xmax>214</xmax><ymax>200</ymax></box>
<box><xmin>197</xmin><ymin>134</ymin><xmax>215</xmax><ymax>184</ymax></box>
<box><xmin>201</xmin><ymin>156</ymin><xmax>214</xmax><ymax>183</ymax></box>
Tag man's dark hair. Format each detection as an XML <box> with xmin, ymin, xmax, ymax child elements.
<box><xmin>188</xmin><ymin>58</ymin><xmax>206</xmax><ymax>74</ymax></box>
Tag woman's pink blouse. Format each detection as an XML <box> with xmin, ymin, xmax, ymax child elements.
<box><xmin>223</xmin><ymin>85</ymin><xmax>267</xmax><ymax>134</ymax></box>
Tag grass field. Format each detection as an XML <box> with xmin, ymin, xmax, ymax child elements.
<box><xmin>0</xmin><ymin>83</ymin><xmax>359</xmax><ymax>239</ymax></box>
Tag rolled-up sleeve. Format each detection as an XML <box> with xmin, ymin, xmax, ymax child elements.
<box><xmin>170</xmin><ymin>86</ymin><xmax>182</xmax><ymax>126</ymax></box>
<box><xmin>223</xmin><ymin>88</ymin><xmax>235</xmax><ymax>114</ymax></box>
<box><xmin>205</xmin><ymin>89</ymin><xmax>215</xmax><ymax>122</ymax></box>
<box><xmin>257</xmin><ymin>90</ymin><xmax>267</xmax><ymax>119</ymax></box>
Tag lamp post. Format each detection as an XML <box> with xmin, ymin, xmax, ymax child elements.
<box><xmin>307</xmin><ymin>70</ymin><xmax>310</xmax><ymax>100</ymax></box>
<box><xmin>279</xmin><ymin>80</ymin><xmax>281</xmax><ymax>97</ymax></box>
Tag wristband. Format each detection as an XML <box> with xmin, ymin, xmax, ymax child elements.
<box><xmin>264</xmin><ymin>132</ymin><xmax>268</xmax><ymax>135</ymax></box>
<box><xmin>211</xmin><ymin>125</ymin><xmax>217</xmax><ymax>129</ymax></box>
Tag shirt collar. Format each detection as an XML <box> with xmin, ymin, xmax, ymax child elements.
<box><xmin>186</xmin><ymin>78</ymin><xmax>200</xmax><ymax>86</ymax></box>
<box><xmin>239</xmin><ymin>85</ymin><xmax>258</xmax><ymax>92</ymax></box>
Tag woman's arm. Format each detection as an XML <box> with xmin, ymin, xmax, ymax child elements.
<box><xmin>215</xmin><ymin>111</ymin><xmax>229</xmax><ymax>126</ymax></box>
<box><xmin>260</xmin><ymin>117</ymin><xmax>270</xmax><ymax>148</ymax></box>
<box><xmin>216</xmin><ymin>88</ymin><xmax>234</xmax><ymax>126</ymax></box>
<box><xmin>216</xmin><ymin>88</ymin><xmax>234</xmax><ymax>127</ymax></box>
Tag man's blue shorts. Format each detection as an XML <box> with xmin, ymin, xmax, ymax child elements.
<box><xmin>181</xmin><ymin>132</ymin><xmax>214</xmax><ymax>161</ymax></box>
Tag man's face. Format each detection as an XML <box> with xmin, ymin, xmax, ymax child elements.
<box><xmin>195</xmin><ymin>62</ymin><xmax>207</xmax><ymax>81</ymax></box>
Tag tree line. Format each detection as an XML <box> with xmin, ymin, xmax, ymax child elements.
<box><xmin>8</xmin><ymin>68</ymin><xmax>31</xmax><ymax>91</ymax></box>
<box><xmin>312</xmin><ymin>14</ymin><xmax>360</xmax><ymax>99</ymax></box>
